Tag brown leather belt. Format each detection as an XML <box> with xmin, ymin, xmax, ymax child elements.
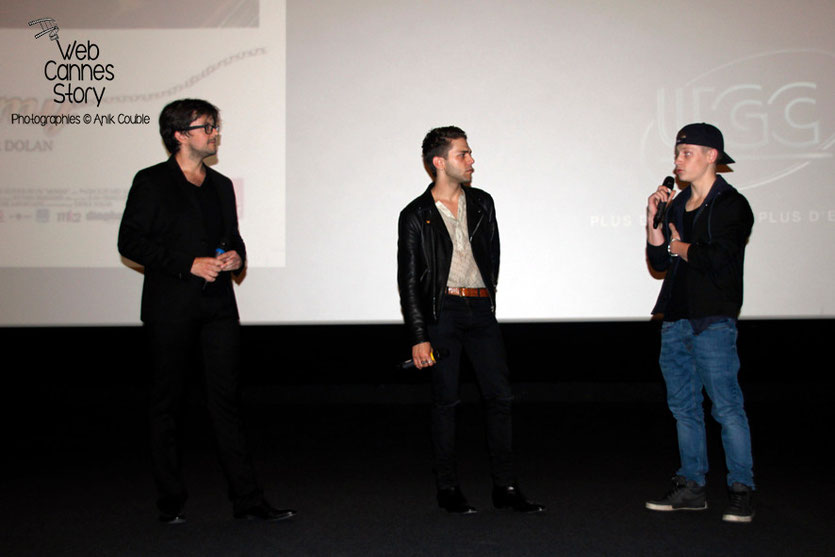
<box><xmin>446</xmin><ymin>287</ymin><xmax>490</xmax><ymax>298</ymax></box>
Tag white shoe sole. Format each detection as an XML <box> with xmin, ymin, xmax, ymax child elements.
<box><xmin>722</xmin><ymin>512</ymin><xmax>754</xmax><ymax>523</ymax></box>
<box><xmin>645</xmin><ymin>502</ymin><xmax>708</xmax><ymax>511</ymax></box>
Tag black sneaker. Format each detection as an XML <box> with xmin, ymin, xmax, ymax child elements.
<box><xmin>645</xmin><ymin>475</ymin><xmax>708</xmax><ymax>511</ymax></box>
<box><xmin>722</xmin><ymin>482</ymin><xmax>754</xmax><ymax>523</ymax></box>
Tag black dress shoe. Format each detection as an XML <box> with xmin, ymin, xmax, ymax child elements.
<box><xmin>234</xmin><ymin>500</ymin><xmax>296</xmax><ymax>521</ymax></box>
<box><xmin>437</xmin><ymin>486</ymin><xmax>477</xmax><ymax>514</ymax></box>
<box><xmin>492</xmin><ymin>484</ymin><xmax>545</xmax><ymax>513</ymax></box>
<box><xmin>158</xmin><ymin>512</ymin><xmax>186</xmax><ymax>525</ymax></box>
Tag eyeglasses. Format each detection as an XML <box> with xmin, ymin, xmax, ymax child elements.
<box><xmin>182</xmin><ymin>123</ymin><xmax>220</xmax><ymax>134</ymax></box>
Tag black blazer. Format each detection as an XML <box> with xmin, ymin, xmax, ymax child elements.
<box><xmin>118</xmin><ymin>156</ymin><xmax>246</xmax><ymax>322</ymax></box>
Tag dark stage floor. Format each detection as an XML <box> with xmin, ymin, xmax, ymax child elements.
<box><xmin>2</xmin><ymin>383</ymin><xmax>833</xmax><ymax>556</ymax></box>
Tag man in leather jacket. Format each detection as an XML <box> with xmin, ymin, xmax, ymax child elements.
<box><xmin>644</xmin><ymin>123</ymin><xmax>755</xmax><ymax>523</ymax></box>
<box><xmin>397</xmin><ymin>126</ymin><xmax>543</xmax><ymax>514</ymax></box>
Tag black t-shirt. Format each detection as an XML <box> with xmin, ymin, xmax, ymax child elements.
<box><xmin>664</xmin><ymin>208</ymin><xmax>696</xmax><ymax>321</ymax></box>
<box><xmin>192</xmin><ymin>175</ymin><xmax>226</xmax><ymax>296</ymax></box>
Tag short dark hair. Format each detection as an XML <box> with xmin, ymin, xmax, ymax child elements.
<box><xmin>422</xmin><ymin>126</ymin><xmax>467</xmax><ymax>177</ymax></box>
<box><xmin>159</xmin><ymin>98</ymin><xmax>219</xmax><ymax>154</ymax></box>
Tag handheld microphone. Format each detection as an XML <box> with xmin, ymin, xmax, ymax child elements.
<box><xmin>652</xmin><ymin>176</ymin><xmax>676</xmax><ymax>229</ymax></box>
<box><xmin>215</xmin><ymin>238</ymin><xmax>230</xmax><ymax>257</ymax></box>
<box><xmin>203</xmin><ymin>239</ymin><xmax>230</xmax><ymax>289</ymax></box>
<box><xmin>397</xmin><ymin>348</ymin><xmax>449</xmax><ymax>370</ymax></box>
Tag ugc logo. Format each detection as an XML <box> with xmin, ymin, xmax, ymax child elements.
<box><xmin>641</xmin><ymin>49</ymin><xmax>835</xmax><ymax>191</ymax></box>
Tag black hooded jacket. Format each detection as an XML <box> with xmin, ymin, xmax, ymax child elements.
<box><xmin>647</xmin><ymin>175</ymin><xmax>754</xmax><ymax>320</ymax></box>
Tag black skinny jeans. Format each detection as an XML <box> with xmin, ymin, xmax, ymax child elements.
<box><xmin>427</xmin><ymin>295</ymin><xmax>515</xmax><ymax>489</ymax></box>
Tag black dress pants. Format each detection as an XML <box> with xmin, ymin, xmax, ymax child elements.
<box><xmin>427</xmin><ymin>295</ymin><xmax>515</xmax><ymax>489</ymax></box>
<box><xmin>145</xmin><ymin>295</ymin><xmax>261</xmax><ymax>515</ymax></box>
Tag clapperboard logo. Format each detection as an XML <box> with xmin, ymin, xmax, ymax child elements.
<box><xmin>28</xmin><ymin>17</ymin><xmax>60</xmax><ymax>42</ymax></box>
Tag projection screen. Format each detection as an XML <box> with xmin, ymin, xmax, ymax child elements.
<box><xmin>1</xmin><ymin>0</ymin><xmax>833</xmax><ymax>325</ymax></box>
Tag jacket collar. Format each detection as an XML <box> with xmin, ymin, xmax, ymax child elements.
<box><xmin>419</xmin><ymin>183</ymin><xmax>483</xmax><ymax>229</ymax></box>
<box><xmin>675</xmin><ymin>174</ymin><xmax>731</xmax><ymax>208</ymax></box>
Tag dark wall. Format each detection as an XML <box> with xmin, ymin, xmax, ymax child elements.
<box><xmin>4</xmin><ymin>319</ymin><xmax>830</xmax><ymax>391</ymax></box>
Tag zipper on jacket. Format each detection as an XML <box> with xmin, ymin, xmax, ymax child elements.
<box><xmin>469</xmin><ymin>210</ymin><xmax>483</xmax><ymax>242</ymax></box>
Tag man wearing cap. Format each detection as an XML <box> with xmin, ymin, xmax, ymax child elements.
<box><xmin>397</xmin><ymin>126</ymin><xmax>544</xmax><ymax>515</ymax></box>
<box><xmin>644</xmin><ymin>123</ymin><xmax>756</xmax><ymax>523</ymax></box>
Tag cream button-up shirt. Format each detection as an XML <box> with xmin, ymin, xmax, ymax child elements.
<box><xmin>435</xmin><ymin>193</ymin><xmax>486</xmax><ymax>288</ymax></box>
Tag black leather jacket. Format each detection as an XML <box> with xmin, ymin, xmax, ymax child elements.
<box><xmin>397</xmin><ymin>184</ymin><xmax>500</xmax><ymax>346</ymax></box>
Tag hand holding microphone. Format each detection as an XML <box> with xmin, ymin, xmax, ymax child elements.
<box><xmin>397</xmin><ymin>347</ymin><xmax>449</xmax><ymax>370</ymax></box>
<box><xmin>214</xmin><ymin>239</ymin><xmax>242</xmax><ymax>272</ymax></box>
<box><xmin>652</xmin><ymin>176</ymin><xmax>676</xmax><ymax>229</ymax></box>
<box><xmin>193</xmin><ymin>257</ymin><xmax>223</xmax><ymax>283</ymax></box>
<box><xmin>198</xmin><ymin>239</ymin><xmax>232</xmax><ymax>288</ymax></box>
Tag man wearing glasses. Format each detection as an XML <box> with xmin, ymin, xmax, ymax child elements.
<box><xmin>119</xmin><ymin>99</ymin><xmax>294</xmax><ymax>524</ymax></box>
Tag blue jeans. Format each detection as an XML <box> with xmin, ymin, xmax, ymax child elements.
<box><xmin>659</xmin><ymin>318</ymin><xmax>754</xmax><ymax>488</ymax></box>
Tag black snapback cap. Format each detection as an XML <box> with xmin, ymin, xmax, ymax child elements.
<box><xmin>675</xmin><ymin>123</ymin><xmax>734</xmax><ymax>165</ymax></box>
